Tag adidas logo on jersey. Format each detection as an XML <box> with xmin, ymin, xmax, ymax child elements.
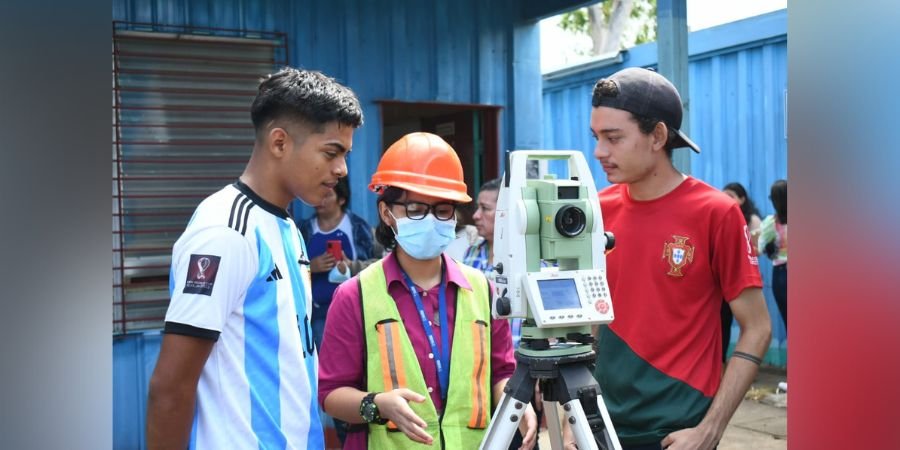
<box><xmin>266</xmin><ymin>265</ymin><xmax>283</xmax><ymax>282</ymax></box>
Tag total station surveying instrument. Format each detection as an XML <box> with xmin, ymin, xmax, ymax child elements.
<box><xmin>478</xmin><ymin>150</ymin><xmax>621</xmax><ymax>450</ymax></box>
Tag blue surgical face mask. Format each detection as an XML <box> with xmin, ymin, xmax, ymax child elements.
<box><xmin>327</xmin><ymin>264</ymin><xmax>351</xmax><ymax>284</ymax></box>
<box><xmin>390</xmin><ymin>211</ymin><xmax>457</xmax><ymax>260</ymax></box>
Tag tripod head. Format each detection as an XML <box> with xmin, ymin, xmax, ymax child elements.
<box><xmin>492</xmin><ymin>151</ymin><xmax>616</xmax><ymax>351</ymax></box>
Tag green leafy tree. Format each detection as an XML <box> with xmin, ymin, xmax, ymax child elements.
<box><xmin>559</xmin><ymin>0</ymin><xmax>657</xmax><ymax>55</ymax></box>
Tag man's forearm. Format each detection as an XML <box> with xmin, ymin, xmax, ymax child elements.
<box><xmin>697</xmin><ymin>324</ymin><xmax>771</xmax><ymax>441</ymax></box>
<box><xmin>146</xmin><ymin>386</ymin><xmax>196</xmax><ymax>450</ymax></box>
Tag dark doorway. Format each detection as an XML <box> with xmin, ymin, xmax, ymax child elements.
<box><xmin>377</xmin><ymin>100</ymin><xmax>501</xmax><ymax>225</ymax></box>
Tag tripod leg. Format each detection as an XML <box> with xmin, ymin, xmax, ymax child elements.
<box><xmin>479</xmin><ymin>363</ymin><xmax>536</xmax><ymax>450</ymax></box>
<box><xmin>594</xmin><ymin>394</ymin><xmax>620</xmax><ymax>450</ymax></box>
<box><xmin>479</xmin><ymin>391</ymin><xmax>525</xmax><ymax>450</ymax></box>
<box><xmin>553</xmin><ymin>363</ymin><xmax>622</xmax><ymax>450</ymax></box>
<box><xmin>561</xmin><ymin>398</ymin><xmax>622</xmax><ymax>450</ymax></box>
<box><xmin>562</xmin><ymin>399</ymin><xmax>597</xmax><ymax>450</ymax></box>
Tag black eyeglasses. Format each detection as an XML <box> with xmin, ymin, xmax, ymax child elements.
<box><xmin>388</xmin><ymin>201</ymin><xmax>457</xmax><ymax>221</ymax></box>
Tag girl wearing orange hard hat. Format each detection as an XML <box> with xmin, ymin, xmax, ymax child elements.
<box><xmin>317</xmin><ymin>132</ymin><xmax>538</xmax><ymax>450</ymax></box>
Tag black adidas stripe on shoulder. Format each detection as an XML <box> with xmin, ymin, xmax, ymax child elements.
<box><xmin>228</xmin><ymin>193</ymin><xmax>244</xmax><ymax>229</ymax></box>
<box><xmin>228</xmin><ymin>193</ymin><xmax>253</xmax><ymax>235</ymax></box>
<box><xmin>240</xmin><ymin>203</ymin><xmax>255</xmax><ymax>235</ymax></box>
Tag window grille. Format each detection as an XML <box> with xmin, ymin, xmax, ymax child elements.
<box><xmin>112</xmin><ymin>22</ymin><xmax>287</xmax><ymax>334</ymax></box>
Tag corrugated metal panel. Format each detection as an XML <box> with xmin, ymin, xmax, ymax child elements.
<box><xmin>541</xmin><ymin>9</ymin><xmax>788</xmax><ymax>363</ymax></box>
<box><xmin>113</xmin><ymin>333</ymin><xmax>162</xmax><ymax>450</ymax></box>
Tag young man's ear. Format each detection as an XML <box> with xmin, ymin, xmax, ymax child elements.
<box><xmin>651</xmin><ymin>121</ymin><xmax>669</xmax><ymax>152</ymax></box>
<box><xmin>267</xmin><ymin>127</ymin><xmax>289</xmax><ymax>157</ymax></box>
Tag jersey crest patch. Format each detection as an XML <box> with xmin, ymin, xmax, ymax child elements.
<box><xmin>662</xmin><ymin>235</ymin><xmax>695</xmax><ymax>277</ymax></box>
<box><xmin>184</xmin><ymin>254</ymin><xmax>221</xmax><ymax>295</ymax></box>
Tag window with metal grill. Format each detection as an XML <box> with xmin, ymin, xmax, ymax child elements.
<box><xmin>112</xmin><ymin>22</ymin><xmax>287</xmax><ymax>334</ymax></box>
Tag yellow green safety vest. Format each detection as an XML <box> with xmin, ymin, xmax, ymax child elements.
<box><xmin>359</xmin><ymin>259</ymin><xmax>493</xmax><ymax>449</ymax></box>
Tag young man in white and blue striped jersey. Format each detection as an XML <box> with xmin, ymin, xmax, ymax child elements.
<box><xmin>146</xmin><ymin>67</ymin><xmax>363</xmax><ymax>450</ymax></box>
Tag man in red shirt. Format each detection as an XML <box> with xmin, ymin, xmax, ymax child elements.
<box><xmin>585</xmin><ymin>67</ymin><xmax>772</xmax><ymax>450</ymax></box>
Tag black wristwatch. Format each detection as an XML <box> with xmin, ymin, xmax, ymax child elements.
<box><xmin>359</xmin><ymin>392</ymin><xmax>388</xmax><ymax>425</ymax></box>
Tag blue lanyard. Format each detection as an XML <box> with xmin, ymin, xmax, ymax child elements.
<box><xmin>400</xmin><ymin>266</ymin><xmax>451</xmax><ymax>403</ymax></box>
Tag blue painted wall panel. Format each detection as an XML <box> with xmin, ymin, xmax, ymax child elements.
<box><xmin>541</xmin><ymin>10</ymin><xmax>788</xmax><ymax>363</ymax></box>
<box><xmin>113</xmin><ymin>333</ymin><xmax>162</xmax><ymax>450</ymax></box>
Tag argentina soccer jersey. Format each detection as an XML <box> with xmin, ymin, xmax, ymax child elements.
<box><xmin>165</xmin><ymin>181</ymin><xmax>322</xmax><ymax>449</ymax></box>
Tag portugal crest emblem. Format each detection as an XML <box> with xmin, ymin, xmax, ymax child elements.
<box><xmin>662</xmin><ymin>235</ymin><xmax>695</xmax><ymax>277</ymax></box>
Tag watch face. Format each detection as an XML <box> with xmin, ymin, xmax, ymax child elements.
<box><xmin>362</xmin><ymin>401</ymin><xmax>377</xmax><ymax>422</ymax></box>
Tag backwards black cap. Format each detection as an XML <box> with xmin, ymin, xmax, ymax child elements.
<box><xmin>592</xmin><ymin>67</ymin><xmax>700</xmax><ymax>153</ymax></box>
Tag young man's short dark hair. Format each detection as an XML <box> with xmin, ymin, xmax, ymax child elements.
<box><xmin>251</xmin><ymin>68</ymin><xmax>363</xmax><ymax>136</ymax></box>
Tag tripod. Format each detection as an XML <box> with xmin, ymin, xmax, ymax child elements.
<box><xmin>479</xmin><ymin>335</ymin><xmax>621</xmax><ymax>450</ymax></box>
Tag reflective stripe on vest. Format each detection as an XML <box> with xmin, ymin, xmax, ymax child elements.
<box><xmin>360</xmin><ymin>258</ymin><xmax>492</xmax><ymax>449</ymax></box>
<box><xmin>375</xmin><ymin>319</ymin><xmax>406</xmax><ymax>430</ymax></box>
<box><xmin>467</xmin><ymin>319</ymin><xmax>489</xmax><ymax>429</ymax></box>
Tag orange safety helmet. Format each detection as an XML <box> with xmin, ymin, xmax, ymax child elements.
<box><xmin>369</xmin><ymin>132</ymin><xmax>472</xmax><ymax>203</ymax></box>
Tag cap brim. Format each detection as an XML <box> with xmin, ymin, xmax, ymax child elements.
<box><xmin>672</xmin><ymin>129</ymin><xmax>701</xmax><ymax>153</ymax></box>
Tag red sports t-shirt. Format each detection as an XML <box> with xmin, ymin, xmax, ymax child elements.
<box><xmin>598</xmin><ymin>177</ymin><xmax>762</xmax><ymax>397</ymax></box>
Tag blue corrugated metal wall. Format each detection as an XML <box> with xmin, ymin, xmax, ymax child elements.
<box><xmin>542</xmin><ymin>9</ymin><xmax>788</xmax><ymax>364</ymax></box>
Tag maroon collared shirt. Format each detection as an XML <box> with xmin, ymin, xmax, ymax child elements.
<box><xmin>317</xmin><ymin>252</ymin><xmax>516</xmax><ymax>449</ymax></box>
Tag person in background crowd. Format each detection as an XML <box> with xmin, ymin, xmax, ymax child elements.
<box><xmin>462</xmin><ymin>178</ymin><xmax>500</xmax><ymax>277</ymax></box>
<box><xmin>297</xmin><ymin>176</ymin><xmax>375</xmax><ymax>446</ymax></box>
<box><xmin>720</xmin><ymin>181</ymin><xmax>763</xmax><ymax>363</ymax></box>
<box><xmin>298</xmin><ymin>176</ymin><xmax>374</xmax><ymax>350</ymax></box>
<box><xmin>723</xmin><ymin>182</ymin><xmax>762</xmax><ymax>242</ymax></box>
<box><xmin>758</xmin><ymin>179</ymin><xmax>787</xmax><ymax>331</ymax></box>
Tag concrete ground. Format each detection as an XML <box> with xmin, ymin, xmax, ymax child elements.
<box><xmin>719</xmin><ymin>366</ymin><xmax>787</xmax><ymax>450</ymax></box>
<box><xmin>536</xmin><ymin>366</ymin><xmax>787</xmax><ymax>449</ymax></box>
